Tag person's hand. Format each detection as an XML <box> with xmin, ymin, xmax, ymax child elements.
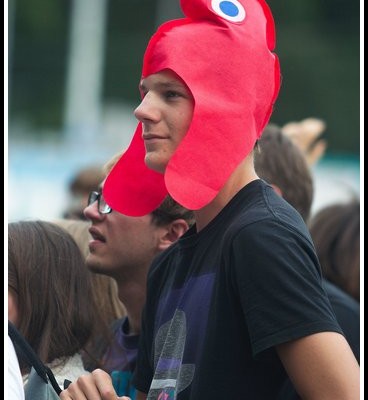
<box><xmin>59</xmin><ymin>369</ymin><xmax>131</xmax><ymax>400</ymax></box>
<box><xmin>282</xmin><ymin>117</ymin><xmax>327</xmax><ymax>166</ymax></box>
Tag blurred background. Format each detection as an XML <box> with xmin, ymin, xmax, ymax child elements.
<box><xmin>7</xmin><ymin>0</ymin><xmax>361</xmax><ymax>221</ymax></box>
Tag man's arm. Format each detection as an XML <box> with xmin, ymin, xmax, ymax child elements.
<box><xmin>276</xmin><ymin>331</ymin><xmax>360</xmax><ymax>399</ymax></box>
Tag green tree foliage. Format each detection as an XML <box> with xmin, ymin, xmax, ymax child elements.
<box><xmin>8</xmin><ymin>0</ymin><xmax>360</xmax><ymax>154</ymax></box>
<box><xmin>268</xmin><ymin>0</ymin><xmax>360</xmax><ymax>154</ymax></box>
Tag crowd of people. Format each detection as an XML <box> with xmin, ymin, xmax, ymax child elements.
<box><xmin>8</xmin><ymin>0</ymin><xmax>360</xmax><ymax>399</ymax></box>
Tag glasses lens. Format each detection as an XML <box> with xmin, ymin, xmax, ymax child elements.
<box><xmin>99</xmin><ymin>194</ymin><xmax>112</xmax><ymax>214</ymax></box>
<box><xmin>88</xmin><ymin>191</ymin><xmax>99</xmax><ymax>206</ymax></box>
<box><xmin>88</xmin><ymin>191</ymin><xmax>111</xmax><ymax>214</ymax></box>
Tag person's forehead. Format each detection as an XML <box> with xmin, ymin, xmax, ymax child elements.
<box><xmin>140</xmin><ymin>70</ymin><xmax>187</xmax><ymax>88</ymax></box>
<box><xmin>112</xmin><ymin>211</ymin><xmax>154</xmax><ymax>227</ymax></box>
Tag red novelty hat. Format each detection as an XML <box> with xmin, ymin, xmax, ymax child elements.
<box><xmin>104</xmin><ymin>0</ymin><xmax>281</xmax><ymax>216</ymax></box>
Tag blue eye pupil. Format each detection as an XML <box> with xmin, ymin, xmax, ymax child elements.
<box><xmin>219</xmin><ymin>1</ymin><xmax>239</xmax><ymax>17</ymax></box>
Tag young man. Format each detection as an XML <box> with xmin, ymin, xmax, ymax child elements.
<box><xmin>61</xmin><ymin>0</ymin><xmax>359</xmax><ymax>398</ymax></box>
<box><xmin>83</xmin><ymin>152</ymin><xmax>194</xmax><ymax>397</ymax></box>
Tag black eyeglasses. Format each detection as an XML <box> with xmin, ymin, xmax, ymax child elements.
<box><xmin>87</xmin><ymin>191</ymin><xmax>112</xmax><ymax>214</ymax></box>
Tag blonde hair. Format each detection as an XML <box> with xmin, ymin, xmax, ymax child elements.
<box><xmin>103</xmin><ymin>151</ymin><xmax>125</xmax><ymax>175</ymax></box>
<box><xmin>52</xmin><ymin>218</ymin><xmax>126</xmax><ymax>369</ymax></box>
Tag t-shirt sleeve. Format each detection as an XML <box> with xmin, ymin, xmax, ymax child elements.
<box><xmin>231</xmin><ymin>218</ymin><xmax>343</xmax><ymax>357</ymax></box>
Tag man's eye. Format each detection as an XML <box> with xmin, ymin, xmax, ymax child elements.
<box><xmin>165</xmin><ymin>91</ymin><xmax>180</xmax><ymax>98</ymax></box>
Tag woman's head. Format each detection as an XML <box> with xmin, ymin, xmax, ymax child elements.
<box><xmin>8</xmin><ymin>220</ymin><xmax>97</xmax><ymax>364</ymax></box>
<box><xmin>309</xmin><ymin>199</ymin><xmax>360</xmax><ymax>302</ymax></box>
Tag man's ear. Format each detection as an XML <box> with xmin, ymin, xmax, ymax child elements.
<box><xmin>270</xmin><ymin>183</ymin><xmax>283</xmax><ymax>197</ymax></box>
<box><xmin>158</xmin><ymin>219</ymin><xmax>189</xmax><ymax>251</ymax></box>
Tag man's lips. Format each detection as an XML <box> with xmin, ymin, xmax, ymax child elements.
<box><xmin>142</xmin><ymin>133</ymin><xmax>166</xmax><ymax>141</ymax></box>
<box><xmin>88</xmin><ymin>227</ymin><xmax>106</xmax><ymax>242</ymax></box>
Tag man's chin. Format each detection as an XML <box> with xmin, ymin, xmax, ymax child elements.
<box><xmin>86</xmin><ymin>257</ymin><xmax>105</xmax><ymax>274</ymax></box>
<box><xmin>144</xmin><ymin>153</ymin><xmax>166</xmax><ymax>174</ymax></box>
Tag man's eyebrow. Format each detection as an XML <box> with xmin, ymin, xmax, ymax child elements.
<box><xmin>139</xmin><ymin>80</ymin><xmax>185</xmax><ymax>91</ymax></box>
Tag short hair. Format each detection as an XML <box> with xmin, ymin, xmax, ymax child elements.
<box><xmin>69</xmin><ymin>165</ymin><xmax>105</xmax><ymax>194</ymax></box>
<box><xmin>255</xmin><ymin>123</ymin><xmax>314</xmax><ymax>222</ymax></box>
<box><xmin>151</xmin><ymin>196</ymin><xmax>195</xmax><ymax>227</ymax></box>
<box><xmin>8</xmin><ymin>220</ymin><xmax>97</xmax><ymax>368</ymax></box>
<box><xmin>103</xmin><ymin>152</ymin><xmax>124</xmax><ymax>176</ymax></box>
<box><xmin>308</xmin><ymin>199</ymin><xmax>360</xmax><ymax>302</ymax></box>
<box><xmin>64</xmin><ymin>165</ymin><xmax>106</xmax><ymax>220</ymax></box>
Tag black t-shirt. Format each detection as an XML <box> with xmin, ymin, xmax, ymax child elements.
<box><xmin>133</xmin><ymin>179</ymin><xmax>342</xmax><ymax>399</ymax></box>
<box><xmin>322</xmin><ymin>279</ymin><xmax>360</xmax><ymax>362</ymax></box>
<box><xmin>277</xmin><ymin>279</ymin><xmax>360</xmax><ymax>400</ymax></box>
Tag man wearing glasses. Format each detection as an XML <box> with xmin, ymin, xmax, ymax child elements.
<box><xmin>83</xmin><ymin>152</ymin><xmax>194</xmax><ymax>399</ymax></box>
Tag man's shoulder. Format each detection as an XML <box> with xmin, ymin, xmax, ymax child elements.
<box><xmin>230</xmin><ymin>182</ymin><xmax>308</xmax><ymax>235</ymax></box>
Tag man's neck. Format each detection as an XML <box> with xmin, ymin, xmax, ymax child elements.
<box><xmin>116</xmin><ymin>281</ymin><xmax>146</xmax><ymax>335</ymax></box>
<box><xmin>194</xmin><ymin>156</ymin><xmax>258</xmax><ymax>231</ymax></box>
